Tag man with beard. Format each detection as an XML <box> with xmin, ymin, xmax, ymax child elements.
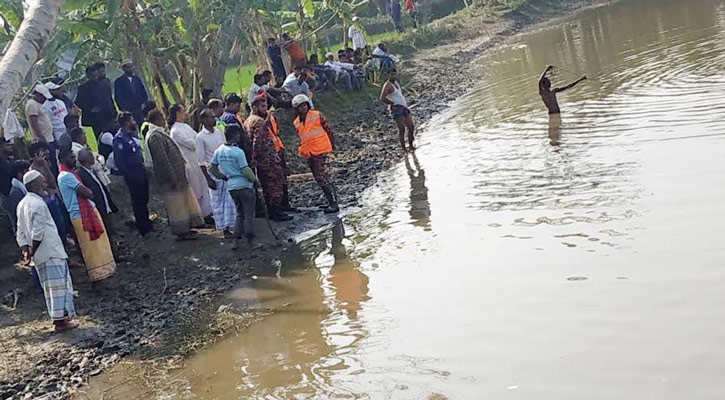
<box><xmin>114</xmin><ymin>60</ymin><xmax>149</xmax><ymax>125</ymax></box>
<box><xmin>244</xmin><ymin>94</ymin><xmax>292</xmax><ymax>221</ymax></box>
<box><xmin>76</xmin><ymin>63</ymin><xmax>117</xmax><ymax>139</ymax></box>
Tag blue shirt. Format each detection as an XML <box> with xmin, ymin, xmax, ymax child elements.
<box><xmin>58</xmin><ymin>171</ymin><xmax>95</xmax><ymax>219</ymax></box>
<box><xmin>220</xmin><ymin>112</ymin><xmax>239</xmax><ymax>127</ymax></box>
<box><xmin>211</xmin><ymin>144</ymin><xmax>253</xmax><ymax>190</ymax></box>
<box><xmin>112</xmin><ymin>129</ymin><xmax>144</xmax><ymax>175</ymax></box>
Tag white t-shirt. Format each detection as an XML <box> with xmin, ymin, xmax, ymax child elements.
<box><xmin>42</xmin><ymin>98</ymin><xmax>69</xmax><ymax>141</ymax></box>
<box><xmin>324</xmin><ymin>60</ymin><xmax>355</xmax><ymax>74</ymax></box>
<box><xmin>348</xmin><ymin>26</ymin><xmax>366</xmax><ymax>50</ymax></box>
<box><xmin>372</xmin><ymin>47</ymin><xmax>386</xmax><ymax>57</ymax></box>
<box><xmin>25</xmin><ymin>99</ymin><xmax>54</xmax><ymax>142</ymax></box>
<box><xmin>247</xmin><ymin>83</ymin><xmax>269</xmax><ymax>107</ymax></box>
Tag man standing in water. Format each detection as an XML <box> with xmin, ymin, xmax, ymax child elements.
<box><xmin>538</xmin><ymin>65</ymin><xmax>586</xmax><ymax>144</ymax></box>
<box><xmin>380</xmin><ymin>68</ymin><xmax>415</xmax><ymax>152</ymax></box>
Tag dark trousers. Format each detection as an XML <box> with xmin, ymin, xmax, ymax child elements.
<box><xmin>229</xmin><ymin>188</ymin><xmax>256</xmax><ymax>239</ymax></box>
<box><xmin>308</xmin><ymin>154</ymin><xmax>331</xmax><ymax>187</ymax></box>
<box><xmin>48</xmin><ymin>141</ymin><xmax>59</xmax><ymax>177</ymax></box>
<box><xmin>256</xmin><ymin>165</ymin><xmax>284</xmax><ymax>207</ymax></box>
<box><xmin>123</xmin><ymin>169</ymin><xmax>151</xmax><ymax>235</ymax></box>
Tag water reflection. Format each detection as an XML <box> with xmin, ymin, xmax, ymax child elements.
<box><xmin>404</xmin><ymin>153</ymin><xmax>431</xmax><ymax>229</ymax></box>
<box><xmin>177</xmin><ymin>219</ymin><xmax>372</xmax><ymax>399</ymax></box>
<box><xmin>81</xmin><ymin>0</ymin><xmax>725</xmax><ymax>398</ymax></box>
<box><xmin>329</xmin><ymin>218</ymin><xmax>370</xmax><ymax>320</ymax></box>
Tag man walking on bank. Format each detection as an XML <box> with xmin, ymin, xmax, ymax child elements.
<box><xmin>380</xmin><ymin>68</ymin><xmax>415</xmax><ymax>152</ymax></box>
<box><xmin>291</xmin><ymin>94</ymin><xmax>339</xmax><ymax>213</ymax></box>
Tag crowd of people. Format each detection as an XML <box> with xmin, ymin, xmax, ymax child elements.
<box><xmin>0</xmin><ymin>39</ymin><xmax>415</xmax><ymax>333</ymax></box>
<box><xmin>0</xmin><ymin>9</ymin><xmax>422</xmax><ymax>333</ymax></box>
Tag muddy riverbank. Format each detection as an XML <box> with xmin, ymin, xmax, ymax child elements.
<box><xmin>0</xmin><ymin>1</ymin><xmax>607</xmax><ymax>399</ymax></box>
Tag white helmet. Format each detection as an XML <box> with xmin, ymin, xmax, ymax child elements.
<box><xmin>291</xmin><ymin>94</ymin><xmax>311</xmax><ymax>108</ymax></box>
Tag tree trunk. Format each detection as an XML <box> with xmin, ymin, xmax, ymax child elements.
<box><xmin>157</xmin><ymin>59</ymin><xmax>184</xmax><ymax>105</ymax></box>
<box><xmin>0</xmin><ymin>0</ymin><xmax>65</xmax><ymax>129</ymax></box>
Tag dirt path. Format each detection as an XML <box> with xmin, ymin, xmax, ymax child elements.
<box><xmin>0</xmin><ymin>1</ymin><xmax>611</xmax><ymax>399</ymax></box>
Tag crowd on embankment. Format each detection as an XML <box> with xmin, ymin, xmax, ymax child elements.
<box><xmin>0</xmin><ymin>26</ymin><xmax>417</xmax><ymax>333</ymax></box>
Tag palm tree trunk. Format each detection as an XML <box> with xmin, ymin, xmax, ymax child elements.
<box><xmin>0</xmin><ymin>0</ymin><xmax>65</xmax><ymax>124</ymax></box>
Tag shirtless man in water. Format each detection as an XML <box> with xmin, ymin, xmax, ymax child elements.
<box><xmin>539</xmin><ymin>65</ymin><xmax>586</xmax><ymax>144</ymax></box>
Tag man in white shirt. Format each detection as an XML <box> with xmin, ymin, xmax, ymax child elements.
<box><xmin>43</xmin><ymin>82</ymin><xmax>70</xmax><ymax>146</ymax></box>
<box><xmin>283</xmin><ymin>67</ymin><xmax>314</xmax><ymax>108</ymax></box>
<box><xmin>248</xmin><ymin>73</ymin><xmax>269</xmax><ymax>108</ymax></box>
<box><xmin>324</xmin><ymin>53</ymin><xmax>357</xmax><ymax>91</ymax></box>
<box><xmin>347</xmin><ymin>16</ymin><xmax>367</xmax><ymax>50</ymax></box>
<box><xmin>16</xmin><ymin>170</ymin><xmax>77</xmax><ymax>332</ymax></box>
<box><xmin>26</xmin><ymin>84</ymin><xmax>58</xmax><ymax>174</ymax></box>
<box><xmin>372</xmin><ymin>42</ymin><xmax>396</xmax><ymax>72</ymax></box>
<box><xmin>197</xmin><ymin>109</ymin><xmax>236</xmax><ymax>235</ymax></box>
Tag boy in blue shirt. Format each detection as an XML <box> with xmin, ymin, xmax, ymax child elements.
<box><xmin>210</xmin><ymin>124</ymin><xmax>260</xmax><ymax>250</ymax></box>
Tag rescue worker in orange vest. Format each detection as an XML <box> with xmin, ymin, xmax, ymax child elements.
<box><xmin>291</xmin><ymin>94</ymin><xmax>339</xmax><ymax>213</ymax></box>
<box><xmin>267</xmin><ymin>108</ymin><xmax>298</xmax><ymax>212</ymax></box>
<box><xmin>245</xmin><ymin>93</ymin><xmax>293</xmax><ymax>221</ymax></box>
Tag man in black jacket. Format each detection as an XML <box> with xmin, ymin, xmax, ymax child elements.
<box><xmin>75</xmin><ymin>63</ymin><xmax>117</xmax><ymax>138</ymax></box>
<box><xmin>114</xmin><ymin>60</ymin><xmax>149</xmax><ymax>125</ymax></box>
<box><xmin>76</xmin><ymin>149</ymin><xmax>119</xmax><ymax>248</ymax></box>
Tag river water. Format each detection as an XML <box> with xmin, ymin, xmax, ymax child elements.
<box><xmin>82</xmin><ymin>0</ymin><xmax>725</xmax><ymax>398</ymax></box>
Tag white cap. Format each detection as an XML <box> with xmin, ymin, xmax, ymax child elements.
<box><xmin>33</xmin><ymin>84</ymin><xmax>51</xmax><ymax>99</ymax></box>
<box><xmin>291</xmin><ymin>94</ymin><xmax>311</xmax><ymax>108</ymax></box>
<box><xmin>121</xmin><ymin>59</ymin><xmax>133</xmax><ymax>67</ymax></box>
<box><xmin>44</xmin><ymin>81</ymin><xmax>62</xmax><ymax>90</ymax></box>
<box><xmin>352</xmin><ymin>16</ymin><xmax>359</xmax><ymax>22</ymax></box>
<box><xmin>325</xmin><ymin>52</ymin><xmax>334</xmax><ymax>59</ymax></box>
<box><xmin>23</xmin><ymin>170</ymin><xmax>42</xmax><ymax>185</ymax></box>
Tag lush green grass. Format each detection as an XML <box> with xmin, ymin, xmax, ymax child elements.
<box><xmin>222</xmin><ymin>63</ymin><xmax>258</xmax><ymax>96</ymax></box>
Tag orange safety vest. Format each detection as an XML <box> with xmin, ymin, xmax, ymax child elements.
<box><xmin>268</xmin><ymin>115</ymin><xmax>285</xmax><ymax>151</ymax></box>
<box><xmin>293</xmin><ymin>110</ymin><xmax>332</xmax><ymax>158</ymax></box>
